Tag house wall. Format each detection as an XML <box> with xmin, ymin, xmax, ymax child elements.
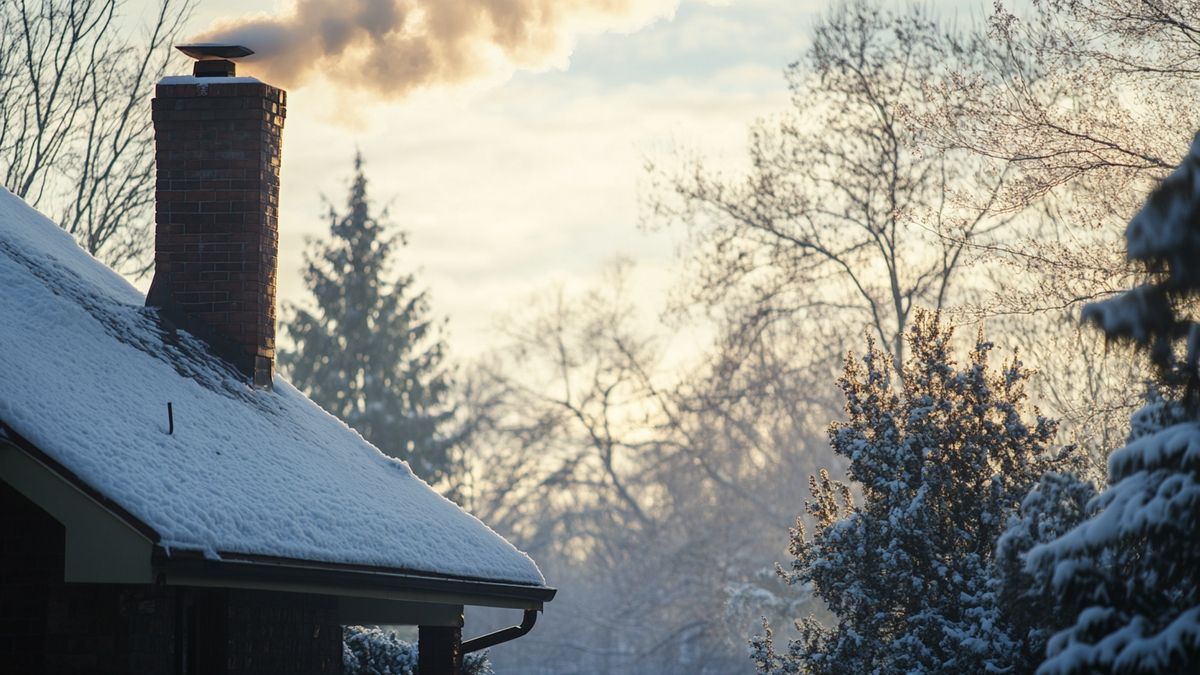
<box><xmin>1</xmin><ymin>477</ymin><xmax>56</xmax><ymax>672</ymax></box>
<box><xmin>1</xmin><ymin>479</ymin><xmax>175</xmax><ymax>673</ymax></box>
<box><xmin>0</xmin><ymin>480</ymin><xmax>343</xmax><ymax>674</ymax></box>
<box><xmin>225</xmin><ymin>589</ymin><xmax>342</xmax><ymax>674</ymax></box>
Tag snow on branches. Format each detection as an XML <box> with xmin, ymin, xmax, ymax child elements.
<box><xmin>1083</xmin><ymin>132</ymin><xmax>1200</xmax><ymax>391</ymax></box>
<box><xmin>1026</xmin><ymin>400</ymin><xmax>1200</xmax><ymax>674</ymax></box>
<box><xmin>1035</xmin><ymin>129</ymin><xmax>1200</xmax><ymax>674</ymax></box>
<box><xmin>753</xmin><ymin>311</ymin><xmax>1067</xmax><ymax>674</ymax></box>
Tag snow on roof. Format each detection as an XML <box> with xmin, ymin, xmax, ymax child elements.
<box><xmin>0</xmin><ymin>188</ymin><xmax>544</xmax><ymax>587</ymax></box>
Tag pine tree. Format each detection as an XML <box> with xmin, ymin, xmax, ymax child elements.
<box><xmin>280</xmin><ymin>153</ymin><xmax>457</xmax><ymax>486</ymax></box>
<box><xmin>752</xmin><ymin>312</ymin><xmax>1065</xmax><ymax>674</ymax></box>
<box><xmin>1024</xmin><ymin>396</ymin><xmax>1200</xmax><ymax>674</ymax></box>
<box><xmin>1022</xmin><ymin>134</ymin><xmax>1200</xmax><ymax>674</ymax></box>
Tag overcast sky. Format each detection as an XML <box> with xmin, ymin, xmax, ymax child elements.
<box><xmin>136</xmin><ymin>0</ymin><xmax>972</xmax><ymax>358</ymax></box>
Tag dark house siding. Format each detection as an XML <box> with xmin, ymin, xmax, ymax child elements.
<box><xmin>225</xmin><ymin>590</ymin><xmax>341</xmax><ymax>674</ymax></box>
<box><xmin>0</xmin><ymin>481</ymin><xmax>342</xmax><ymax>675</ymax></box>
<box><xmin>1</xmin><ymin>479</ymin><xmax>171</xmax><ymax>674</ymax></box>
<box><xmin>1</xmin><ymin>478</ymin><xmax>58</xmax><ymax>672</ymax></box>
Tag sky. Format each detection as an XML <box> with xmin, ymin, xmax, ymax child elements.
<box><xmin>129</xmin><ymin>0</ymin><xmax>969</xmax><ymax>359</ymax></box>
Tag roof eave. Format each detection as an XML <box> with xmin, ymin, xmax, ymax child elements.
<box><xmin>154</xmin><ymin>549</ymin><xmax>556</xmax><ymax>610</ymax></box>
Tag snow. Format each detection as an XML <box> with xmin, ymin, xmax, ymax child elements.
<box><xmin>1040</xmin><ymin>607</ymin><xmax>1200</xmax><ymax>675</ymax></box>
<box><xmin>1026</xmin><ymin>421</ymin><xmax>1200</xmax><ymax>571</ymax></box>
<box><xmin>0</xmin><ymin>187</ymin><xmax>544</xmax><ymax>586</ymax></box>
<box><xmin>1020</xmin><ymin>402</ymin><xmax>1200</xmax><ymax>674</ymax></box>
<box><xmin>1124</xmin><ymin>132</ymin><xmax>1200</xmax><ymax>264</ymax></box>
<box><xmin>343</xmin><ymin>625</ymin><xmax>492</xmax><ymax>674</ymax></box>
<box><xmin>1080</xmin><ymin>285</ymin><xmax>1162</xmax><ymax>344</ymax></box>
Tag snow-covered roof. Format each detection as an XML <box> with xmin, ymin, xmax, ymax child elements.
<box><xmin>0</xmin><ymin>188</ymin><xmax>544</xmax><ymax>587</ymax></box>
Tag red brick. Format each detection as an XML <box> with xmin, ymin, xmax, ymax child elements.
<box><xmin>149</xmin><ymin>80</ymin><xmax>285</xmax><ymax>385</ymax></box>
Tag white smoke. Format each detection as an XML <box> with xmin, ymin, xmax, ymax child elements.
<box><xmin>198</xmin><ymin>0</ymin><xmax>678</xmax><ymax>96</ymax></box>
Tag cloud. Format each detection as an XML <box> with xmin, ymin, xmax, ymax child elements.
<box><xmin>196</xmin><ymin>0</ymin><xmax>678</xmax><ymax>97</ymax></box>
<box><xmin>270</xmin><ymin>56</ymin><xmax>790</xmax><ymax>356</ymax></box>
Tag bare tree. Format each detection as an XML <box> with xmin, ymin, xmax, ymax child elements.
<box><xmin>460</xmin><ymin>263</ymin><xmax>838</xmax><ymax>674</ymax></box>
<box><xmin>0</xmin><ymin>0</ymin><xmax>192</xmax><ymax>275</ymax></box>
<box><xmin>987</xmin><ymin>309</ymin><xmax>1144</xmax><ymax>478</ymax></box>
<box><xmin>919</xmin><ymin>0</ymin><xmax>1194</xmax><ymax>201</ymax></box>
<box><xmin>464</xmin><ymin>264</ymin><xmax>664</xmax><ymax>562</ymax></box>
<box><xmin>907</xmin><ymin>0</ymin><xmax>1200</xmax><ymax>455</ymax></box>
<box><xmin>645</xmin><ymin>0</ymin><xmax>1008</xmax><ymax>370</ymax></box>
<box><xmin>914</xmin><ymin>0</ymin><xmax>1199</xmax><ymax>315</ymax></box>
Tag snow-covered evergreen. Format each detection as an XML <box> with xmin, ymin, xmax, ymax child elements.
<box><xmin>989</xmin><ymin>471</ymin><xmax>1097</xmax><ymax>671</ymax></box>
<box><xmin>1015</xmin><ymin>131</ymin><xmax>1200</xmax><ymax>674</ymax></box>
<box><xmin>281</xmin><ymin>154</ymin><xmax>457</xmax><ymax>485</ymax></box>
<box><xmin>753</xmin><ymin>312</ymin><xmax>1066</xmax><ymax>673</ymax></box>
<box><xmin>1023</xmin><ymin>398</ymin><xmax>1200</xmax><ymax>674</ymax></box>
<box><xmin>1082</xmin><ymin>132</ymin><xmax>1200</xmax><ymax>390</ymax></box>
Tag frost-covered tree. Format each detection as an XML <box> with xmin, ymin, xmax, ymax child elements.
<box><xmin>752</xmin><ymin>312</ymin><xmax>1065</xmax><ymax>674</ymax></box>
<box><xmin>280</xmin><ymin>153</ymin><xmax>456</xmax><ymax>485</ymax></box>
<box><xmin>911</xmin><ymin>0</ymin><xmax>1198</xmax><ymax>465</ymax></box>
<box><xmin>1020</xmin><ymin>134</ymin><xmax>1200</xmax><ymax>674</ymax></box>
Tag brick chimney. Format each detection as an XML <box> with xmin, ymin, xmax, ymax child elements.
<box><xmin>146</xmin><ymin>46</ymin><xmax>285</xmax><ymax>388</ymax></box>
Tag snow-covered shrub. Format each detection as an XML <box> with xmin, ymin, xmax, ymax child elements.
<box><xmin>752</xmin><ymin>312</ymin><xmax>1067</xmax><ymax>674</ymax></box>
<box><xmin>342</xmin><ymin>625</ymin><xmax>492</xmax><ymax>675</ymax></box>
<box><xmin>343</xmin><ymin>626</ymin><xmax>417</xmax><ymax>675</ymax></box>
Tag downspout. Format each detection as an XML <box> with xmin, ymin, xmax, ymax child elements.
<box><xmin>462</xmin><ymin>609</ymin><xmax>539</xmax><ymax>653</ymax></box>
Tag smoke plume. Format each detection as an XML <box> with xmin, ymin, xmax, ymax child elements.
<box><xmin>197</xmin><ymin>0</ymin><xmax>676</xmax><ymax>96</ymax></box>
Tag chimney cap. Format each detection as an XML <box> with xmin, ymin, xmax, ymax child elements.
<box><xmin>176</xmin><ymin>44</ymin><xmax>254</xmax><ymax>61</ymax></box>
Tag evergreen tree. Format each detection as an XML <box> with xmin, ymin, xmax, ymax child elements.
<box><xmin>989</xmin><ymin>470</ymin><xmax>1097</xmax><ymax>671</ymax></box>
<box><xmin>281</xmin><ymin>153</ymin><xmax>457</xmax><ymax>486</ymax></box>
<box><xmin>1022</xmin><ymin>134</ymin><xmax>1200</xmax><ymax>674</ymax></box>
<box><xmin>752</xmin><ymin>312</ymin><xmax>1066</xmax><ymax>674</ymax></box>
<box><xmin>1023</xmin><ymin>395</ymin><xmax>1200</xmax><ymax>674</ymax></box>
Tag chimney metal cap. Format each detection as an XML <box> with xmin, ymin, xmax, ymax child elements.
<box><xmin>175</xmin><ymin>44</ymin><xmax>254</xmax><ymax>60</ymax></box>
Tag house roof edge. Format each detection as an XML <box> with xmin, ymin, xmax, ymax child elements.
<box><xmin>153</xmin><ymin>549</ymin><xmax>557</xmax><ymax>609</ymax></box>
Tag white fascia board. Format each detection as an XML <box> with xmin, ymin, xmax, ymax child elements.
<box><xmin>0</xmin><ymin>441</ymin><xmax>154</xmax><ymax>584</ymax></box>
